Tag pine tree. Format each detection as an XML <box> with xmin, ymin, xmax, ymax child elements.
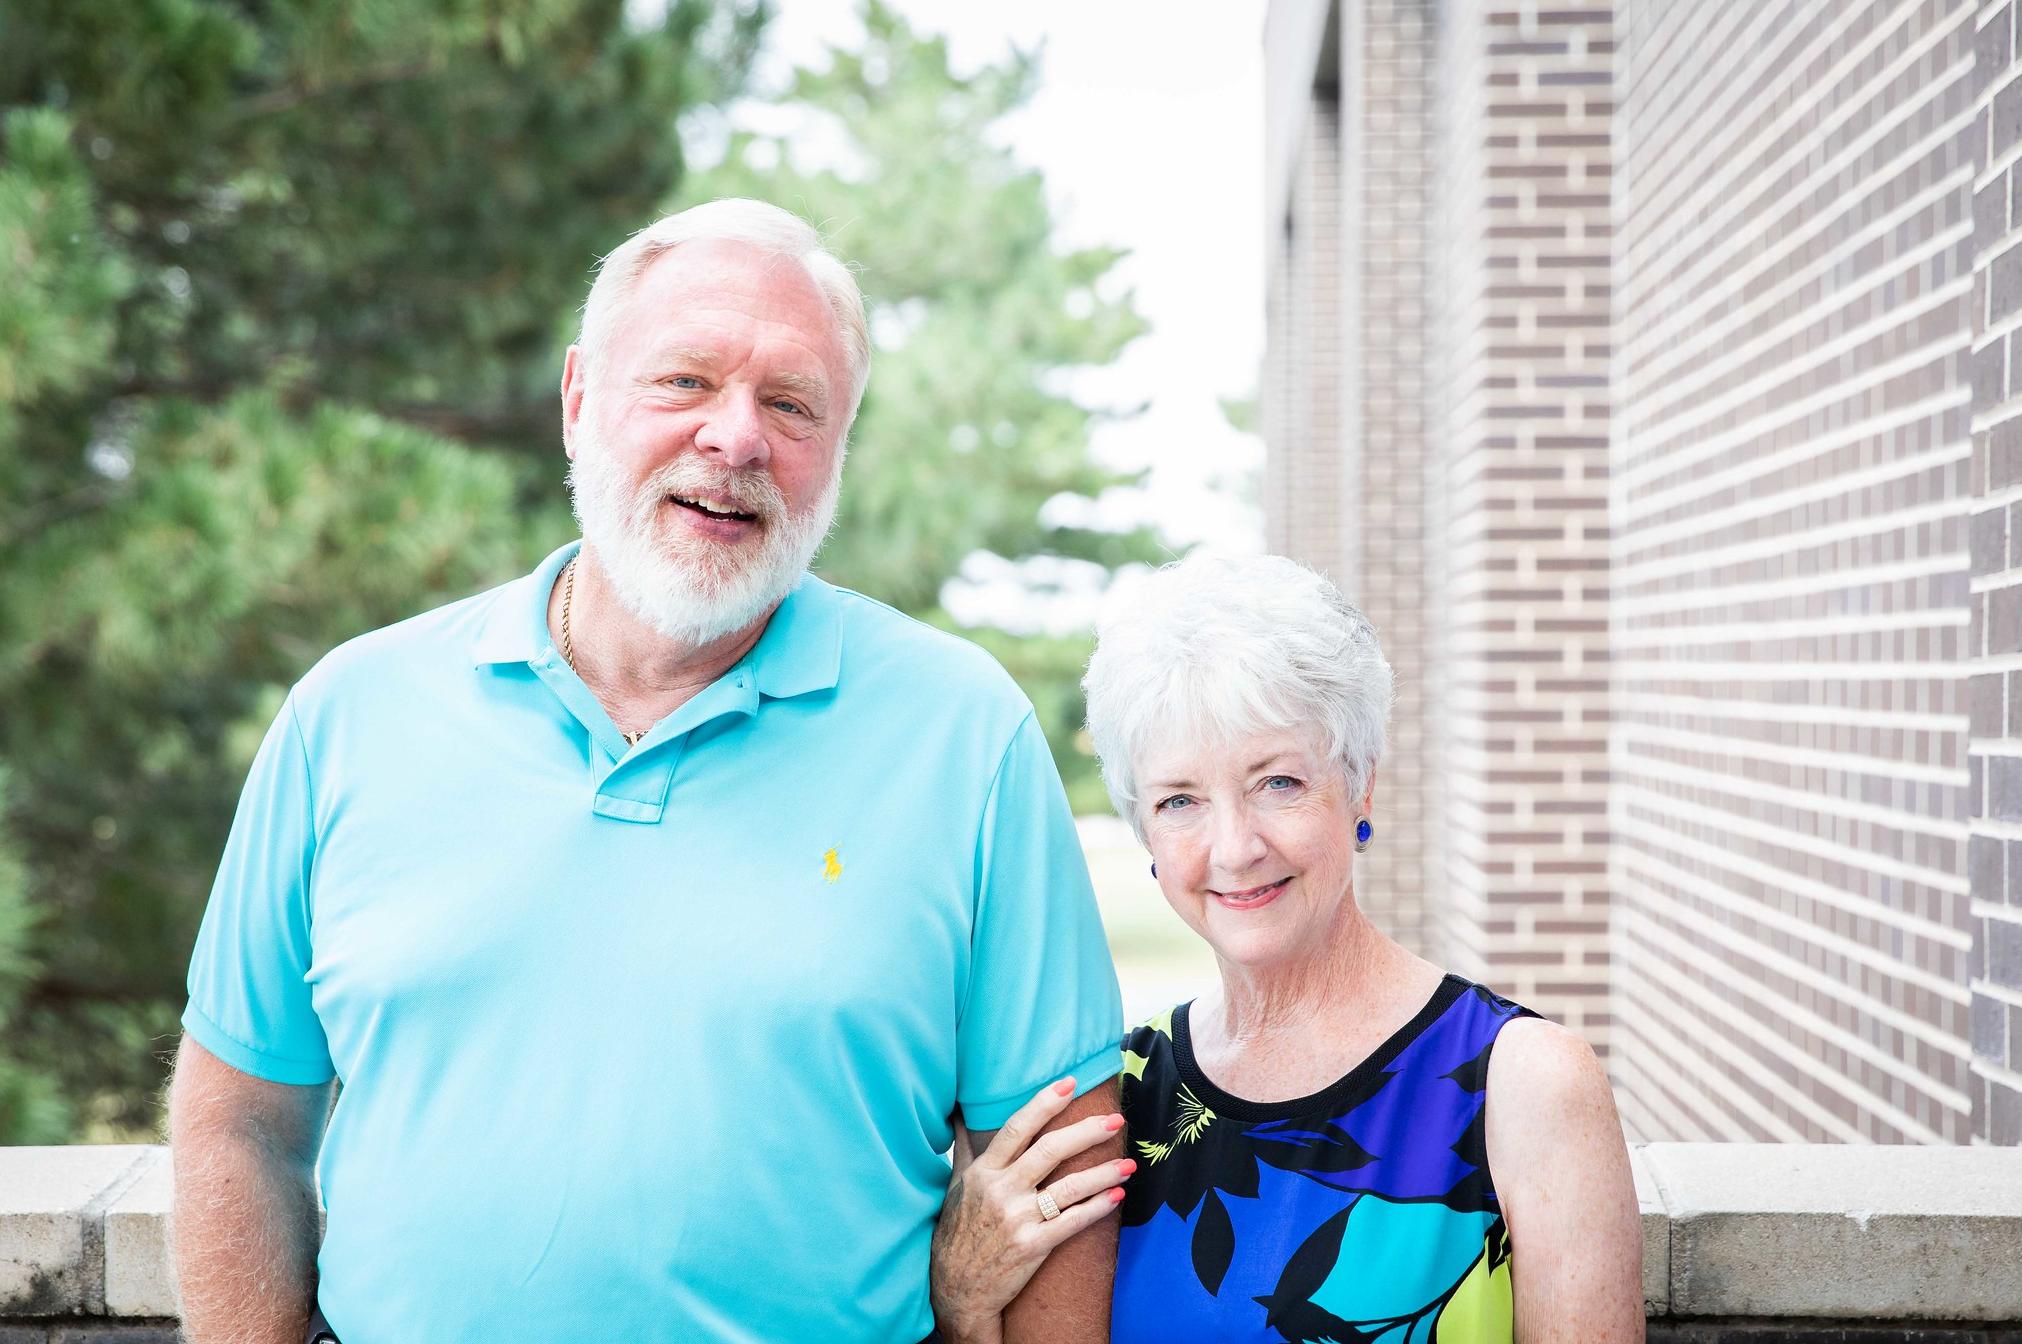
<box><xmin>0</xmin><ymin>0</ymin><xmax>765</xmax><ymax>1140</ymax></box>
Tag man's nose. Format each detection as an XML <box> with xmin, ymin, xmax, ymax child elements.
<box><xmin>691</xmin><ymin>389</ymin><xmax>770</xmax><ymax>469</ymax></box>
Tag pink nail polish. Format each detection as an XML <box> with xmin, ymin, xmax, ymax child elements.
<box><xmin>1118</xmin><ymin>1159</ymin><xmax>1137</xmax><ymax>1176</ymax></box>
<box><xmin>1052</xmin><ymin>1078</ymin><xmax>1075</xmax><ymax>1096</ymax></box>
<box><xmin>1108</xmin><ymin>1188</ymin><xmax>1126</xmax><ymax>1204</ymax></box>
<box><xmin>1102</xmin><ymin>1113</ymin><xmax>1125</xmax><ymax>1132</ymax></box>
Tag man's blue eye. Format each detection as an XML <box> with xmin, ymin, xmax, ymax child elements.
<box><xmin>773</xmin><ymin>400</ymin><xmax>804</xmax><ymax>415</ymax></box>
<box><xmin>669</xmin><ymin>376</ymin><xmax>703</xmax><ymax>389</ymax></box>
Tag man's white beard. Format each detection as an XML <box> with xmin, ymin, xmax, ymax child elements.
<box><xmin>566</xmin><ymin>414</ymin><xmax>843</xmax><ymax>649</ymax></box>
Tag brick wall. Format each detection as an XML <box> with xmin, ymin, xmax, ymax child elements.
<box><xmin>1612</xmin><ymin>0</ymin><xmax>1980</xmax><ymax>1143</ymax></box>
<box><xmin>1424</xmin><ymin>0</ymin><xmax>1618</xmax><ymax>1053</ymax></box>
<box><xmin>1262</xmin><ymin>93</ymin><xmax>1345</xmax><ymax>578</ymax></box>
<box><xmin>1264</xmin><ymin>0</ymin><xmax>2020</xmax><ymax>1142</ymax></box>
<box><xmin>1969</xmin><ymin>0</ymin><xmax>2022</xmax><ymax>1144</ymax></box>
<box><xmin>1340</xmin><ymin>0</ymin><xmax>1435</xmax><ymax>954</ymax></box>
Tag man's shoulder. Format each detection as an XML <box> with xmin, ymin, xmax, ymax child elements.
<box><xmin>828</xmin><ymin>585</ymin><xmax>1033</xmax><ymax>718</ymax></box>
<box><xmin>293</xmin><ymin>574</ymin><xmax>523</xmax><ymax>709</ymax></box>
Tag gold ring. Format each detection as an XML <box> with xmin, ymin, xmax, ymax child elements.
<box><xmin>1036</xmin><ymin>1190</ymin><xmax>1062</xmax><ymax>1221</ymax></box>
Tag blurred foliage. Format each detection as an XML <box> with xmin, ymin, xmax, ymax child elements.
<box><xmin>1218</xmin><ymin>392</ymin><xmax>1258</xmax><ymax>438</ymax></box>
<box><xmin>956</xmin><ymin>625</ymin><xmax>1113</xmax><ymax>814</ymax></box>
<box><xmin>0</xmin><ymin>766</ymin><xmax>67</xmax><ymax>1142</ymax></box>
<box><xmin>0</xmin><ymin>0</ymin><xmax>765</xmax><ymax>1141</ymax></box>
<box><xmin>686</xmin><ymin>0</ymin><xmax>1167</xmax><ymax>801</ymax></box>
<box><xmin>0</xmin><ymin>0</ymin><xmax>1156</xmax><ymax>1142</ymax></box>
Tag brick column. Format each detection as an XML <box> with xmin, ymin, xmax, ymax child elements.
<box><xmin>1970</xmin><ymin>0</ymin><xmax>2022</xmax><ymax>1144</ymax></box>
<box><xmin>1331</xmin><ymin>0</ymin><xmax>1436</xmax><ymax>953</ymax></box>
<box><xmin>1427</xmin><ymin>0</ymin><xmax>1617</xmax><ymax>1056</ymax></box>
<box><xmin>1263</xmin><ymin>94</ymin><xmax>1346</xmax><ymax>577</ymax></box>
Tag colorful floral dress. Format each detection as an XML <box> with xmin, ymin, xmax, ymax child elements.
<box><xmin>1111</xmin><ymin>975</ymin><xmax>1537</xmax><ymax>1343</ymax></box>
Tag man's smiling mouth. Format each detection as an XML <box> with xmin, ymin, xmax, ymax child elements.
<box><xmin>670</xmin><ymin>494</ymin><xmax>758</xmax><ymax>522</ymax></box>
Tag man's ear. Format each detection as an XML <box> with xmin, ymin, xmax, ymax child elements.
<box><xmin>561</xmin><ymin>345</ymin><xmax>587</xmax><ymax>461</ymax></box>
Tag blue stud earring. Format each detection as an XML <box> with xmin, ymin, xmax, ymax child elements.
<box><xmin>1150</xmin><ymin>862</ymin><xmax>1158</xmax><ymax>879</ymax></box>
<box><xmin>1354</xmin><ymin>817</ymin><xmax>1374</xmax><ymax>852</ymax></box>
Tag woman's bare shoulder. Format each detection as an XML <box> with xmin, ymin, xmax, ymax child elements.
<box><xmin>1484</xmin><ymin>1016</ymin><xmax>1618</xmax><ymax>1149</ymax></box>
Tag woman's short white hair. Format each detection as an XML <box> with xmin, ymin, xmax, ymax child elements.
<box><xmin>577</xmin><ymin>198</ymin><xmax>871</xmax><ymax>426</ymax></box>
<box><xmin>1083</xmin><ymin>552</ymin><xmax>1394</xmax><ymax>839</ymax></box>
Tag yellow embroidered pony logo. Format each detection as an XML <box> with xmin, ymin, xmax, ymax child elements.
<box><xmin>822</xmin><ymin>847</ymin><xmax>844</xmax><ymax>883</ymax></box>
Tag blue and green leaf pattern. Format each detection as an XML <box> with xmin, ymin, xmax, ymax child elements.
<box><xmin>1111</xmin><ymin>977</ymin><xmax>1534</xmax><ymax>1343</ymax></box>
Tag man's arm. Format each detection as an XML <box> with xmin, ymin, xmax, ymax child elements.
<box><xmin>968</xmin><ymin>1078</ymin><xmax>1124</xmax><ymax>1344</ymax></box>
<box><xmin>170</xmin><ymin>1034</ymin><xmax>332</xmax><ymax>1344</ymax></box>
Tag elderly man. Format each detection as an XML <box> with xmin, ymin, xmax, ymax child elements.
<box><xmin>169</xmin><ymin>199</ymin><xmax>1125</xmax><ymax>1343</ymax></box>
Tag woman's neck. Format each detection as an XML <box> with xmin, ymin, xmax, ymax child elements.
<box><xmin>1189</xmin><ymin>906</ymin><xmax>1445</xmax><ymax>1100</ymax></box>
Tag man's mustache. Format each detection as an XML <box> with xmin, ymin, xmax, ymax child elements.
<box><xmin>634</xmin><ymin>462</ymin><xmax>787</xmax><ymax>523</ymax></box>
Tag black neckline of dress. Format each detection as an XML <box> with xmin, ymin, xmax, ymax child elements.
<box><xmin>1169</xmin><ymin>974</ymin><xmax>1467</xmax><ymax>1123</ymax></box>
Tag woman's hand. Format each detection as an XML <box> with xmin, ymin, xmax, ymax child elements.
<box><xmin>930</xmin><ymin>1077</ymin><xmax>1136</xmax><ymax>1344</ymax></box>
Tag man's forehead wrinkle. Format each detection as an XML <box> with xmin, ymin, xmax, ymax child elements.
<box><xmin>627</xmin><ymin>311</ymin><xmax>837</xmax><ymax>394</ymax></box>
<box><xmin>772</xmin><ymin>368</ymin><xmax>831</xmax><ymax>397</ymax></box>
<box><xmin>647</xmin><ymin>344</ymin><xmax>722</xmax><ymax>368</ymax></box>
<box><xmin>633</xmin><ymin>331</ymin><xmax>832</xmax><ymax>394</ymax></box>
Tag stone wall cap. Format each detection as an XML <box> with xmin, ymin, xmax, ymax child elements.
<box><xmin>1641</xmin><ymin>1142</ymin><xmax>2022</xmax><ymax>1218</ymax></box>
<box><xmin>1640</xmin><ymin>1144</ymin><xmax>2022</xmax><ymax>1321</ymax></box>
<box><xmin>0</xmin><ymin>1148</ymin><xmax>156</xmax><ymax>1217</ymax></box>
<box><xmin>0</xmin><ymin>1147</ymin><xmax>159</xmax><ymax>1317</ymax></box>
<box><xmin>1628</xmin><ymin>1146</ymin><xmax>1671</xmax><ymax>1316</ymax></box>
<box><xmin>103</xmin><ymin>1150</ymin><xmax>175</xmax><ymax>1319</ymax></box>
<box><xmin>4</xmin><ymin>1143</ymin><xmax>2022</xmax><ymax>1322</ymax></box>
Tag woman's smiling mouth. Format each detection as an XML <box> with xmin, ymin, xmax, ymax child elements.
<box><xmin>1211</xmin><ymin>876</ymin><xmax>1291</xmax><ymax>910</ymax></box>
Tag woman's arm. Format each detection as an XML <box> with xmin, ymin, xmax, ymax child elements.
<box><xmin>1484</xmin><ymin>1018</ymin><xmax>1645</xmax><ymax>1343</ymax></box>
<box><xmin>930</xmin><ymin>1078</ymin><xmax>1135</xmax><ymax>1344</ymax></box>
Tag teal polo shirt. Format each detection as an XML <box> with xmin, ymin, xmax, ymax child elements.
<box><xmin>183</xmin><ymin>541</ymin><xmax>1123</xmax><ymax>1343</ymax></box>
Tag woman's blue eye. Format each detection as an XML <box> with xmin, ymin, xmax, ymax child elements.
<box><xmin>1264</xmin><ymin>776</ymin><xmax>1298</xmax><ymax>791</ymax></box>
<box><xmin>1156</xmin><ymin>795</ymin><xmax>1192</xmax><ymax>812</ymax></box>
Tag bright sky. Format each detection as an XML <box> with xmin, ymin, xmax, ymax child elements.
<box><xmin>729</xmin><ymin>1</ymin><xmax>1270</xmax><ymax>632</ymax></box>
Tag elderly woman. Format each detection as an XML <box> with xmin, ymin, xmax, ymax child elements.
<box><xmin>931</xmin><ymin>553</ymin><xmax>1642</xmax><ymax>1343</ymax></box>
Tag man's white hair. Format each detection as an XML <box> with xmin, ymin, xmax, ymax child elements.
<box><xmin>1083</xmin><ymin>552</ymin><xmax>1394</xmax><ymax>841</ymax></box>
<box><xmin>577</xmin><ymin>198</ymin><xmax>871</xmax><ymax>425</ymax></box>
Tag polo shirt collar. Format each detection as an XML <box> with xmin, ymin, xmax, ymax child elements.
<box><xmin>470</xmin><ymin>541</ymin><xmax>575</xmax><ymax>668</ymax></box>
<box><xmin>469</xmin><ymin>540</ymin><xmax>842</xmax><ymax>703</ymax></box>
<box><xmin>742</xmin><ymin>571</ymin><xmax>842</xmax><ymax>700</ymax></box>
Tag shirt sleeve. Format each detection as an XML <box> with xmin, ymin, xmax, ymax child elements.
<box><xmin>957</xmin><ymin>711</ymin><xmax>1124</xmax><ymax>1131</ymax></box>
<box><xmin>181</xmin><ymin>692</ymin><xmax>336</xmax><ymax>1085</ymax></box>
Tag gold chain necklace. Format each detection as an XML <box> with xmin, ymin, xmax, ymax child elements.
<box><xmin>559</xmin><ymin>556</ymin><xmax>646</xmax><ymax>747</ymax></box>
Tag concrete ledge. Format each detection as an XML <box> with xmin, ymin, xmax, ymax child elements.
<box><xmin>1</xmin><ymin>1143</ymin><xmax>2019</xmax><ymax>1322</ymax></box>
<box><xmin>99</xmin><ymin>1155</ymin><xmax>172</xmax><ymax>1321</ymax></box>
<box><xmin>0</xmin><ymin>1148</ymin><xmax>156</xmax><ymax>1317</ymax></box>
<box><xmin>1631</xmin><ymin>1144</ymin><xmax>1671</xmax><ymax>1315</ymax></box>
<box><xmin>1645</xmin><ymin>1144</ymin><xmax>2022</xmax><ymax>1322</ymax></box>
